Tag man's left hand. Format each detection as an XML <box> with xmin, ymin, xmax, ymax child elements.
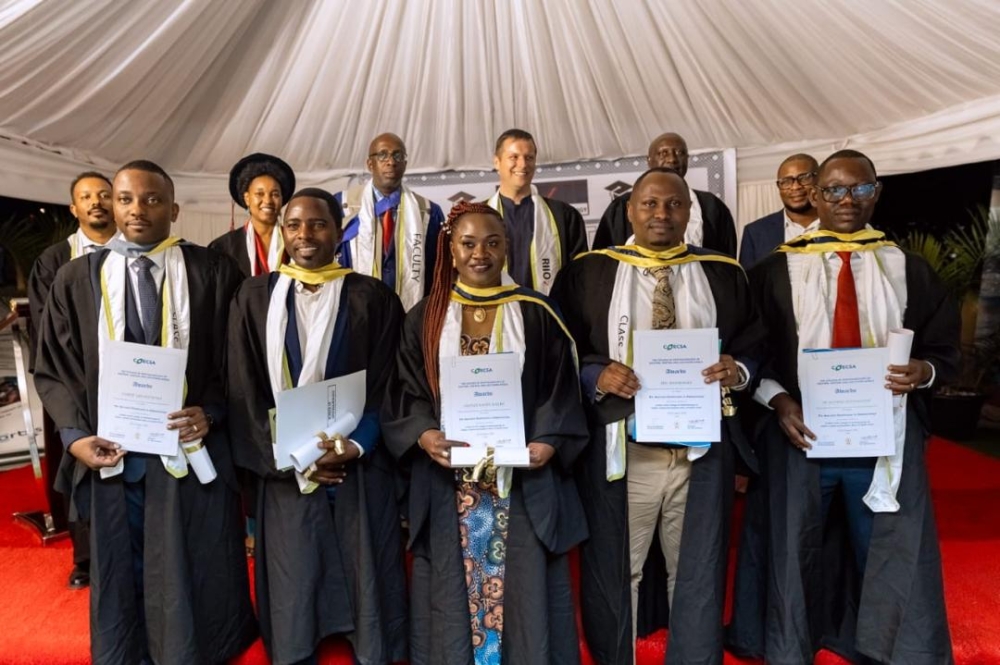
<box><xmin>167</xmin><ymin>406</ymin><xmax>210</xmax><ymax>443</ymax></box>
<box><xmin>703</xmin><ymin>354</ymin><xmax>741</xmax><ymax>387</ymax></box>
<box><xmin>886</xmin><ymin>360</ymin><xmax>931</xmax><ymax>395</ymax></box>
<box><xmin>527</xmin><ymin>442</ymin><xmax>556</xmax><ymax>469</ymax></box>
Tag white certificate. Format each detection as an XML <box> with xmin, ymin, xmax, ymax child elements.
<box><xmin>633</xmin><ymin>328</ymin><xmax>721</xmax><ymax>444</ymax></box>
<box><xmin>97</xmin><ymin>340</ymin><xmax>187</xmax><ymax>455</ymax></box>
<box><xmin>799</xmin><ymin>347</ymin><xmax>894</xmax><ymax>458</ymax></box>
<box><xmin>274</xmin><ymin>370</ymin><xmax>367</xmax><ymax>471</ymax></box>
<box><xmin>440</xmin><ymin>353</ymin><xmax>529</xmax><ymax>467</ymax></box>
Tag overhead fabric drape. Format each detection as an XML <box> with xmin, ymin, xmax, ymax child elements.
<box><xmin>0</xmin><ymin>0</ymin><xmax>999</xmax><ymax>218</ymax></box>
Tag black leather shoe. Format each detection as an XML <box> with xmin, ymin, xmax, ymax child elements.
<box><xmin>68</xmin><ymin>565</ymin><xmax>90</xmax><ymax>590</ymax></box>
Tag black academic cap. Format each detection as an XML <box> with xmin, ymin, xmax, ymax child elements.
<box><xmin>228</xmin><ymin>153</ymin><xmax>296</xmax><ymax>209</ymax></box>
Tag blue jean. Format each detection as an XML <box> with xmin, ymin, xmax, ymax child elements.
<box><xmin>820</xmin><ymin>457</ymin><xmax>876</xmax><ymax>574</ymax></box>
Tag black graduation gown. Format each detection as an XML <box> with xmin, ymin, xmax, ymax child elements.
<box><xmin>551</xmin><ymin>250</ymin><xmax>765</xmax><ymax>665</ymax></box>
<box><xmin>381</xmin><ymin>297</ymin><xmax>589</xmax><ymax>665</ymax></box>
<box><xmin>209</xmin><ymin>227</ymin><xmax>254</xmax><ymax>277</ymax></box>
<box><xmin>591</xmin><ymin>191</ymin><xmax>737</xmax><ymax>257</ymax></box>
<box><xmin>504</xmin><ymin>196</ymin><xmax>589</xmax><ymax>290</ymax></box>
<box><xmin>27</xmin><ymin>239</ymin><xmax>89</xmax><ymax>519</ymax></box>
<box><xmin>227</xmin><ymin>272</ymin><xmax>408</xmax><ymax>665</ymax></box>
<box><xmin>732</xmin><ymin>251</ymin><xmax>959</xmax><ymax>665</ymax></box>
<box><xmin>32</xmin><ymin>245</ymin><xmax>257</xmax><ymax>665</ymax></box>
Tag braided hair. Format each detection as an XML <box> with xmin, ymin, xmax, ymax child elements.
<box><xmin>422</xmin><ymin>200</ymin><xmax>504</xmax><ymax>397</ymax></box>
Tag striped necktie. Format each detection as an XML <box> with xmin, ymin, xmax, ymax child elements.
<box><xmin>134</xmin><ymin>255</ymin><xmax>158</xmax><ymax>344</ymax></box>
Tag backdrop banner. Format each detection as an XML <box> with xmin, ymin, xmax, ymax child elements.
<box><xmin>348</xmin><ymin>148</ymin><xmax>737</xmax><ymax>247</ymax></box>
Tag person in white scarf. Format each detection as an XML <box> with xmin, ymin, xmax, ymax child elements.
<box><xmin>33</xmin><ymin>160</ymin><xmax>255</xmax><ymax>665</ymax></box>
<box><xmin>592</xmin><ymin>132</ymin><xmax>738</xmax><ymax>257</ymax></box>
<box><xmin>226</xmin><ymin>187</ymin><xmax>408</xmax><ymax>665</ymax></box>
<box><xmin>335</xmin><ymin>132</ymin><xmax>445</xmax><ymax>311</ymax></box>
<box><xmin>209</xmin><ymin>152</ymin><xmax>296</xmax><ymax>278</ymax></box>
<box><xmin>732</xmin><ymin>150</ymin><xmax>960</xmax><ymax>664</ymax></box>
<box><xmin>382</xmin><ymin>201</ymin><xmax>588</xmax><ymax>665</ymax></box>
<box><xmin>552</xmin><ymin>168</ymin><xmax>765</xmax><ymax>665</ymax></box>
<box><xmin>27</xmin><ymin>170</ymin><xmax>118</xmax><ymax>590</ymax></box>
<box><xmin>486</xmin><ymin>128</ymin><xmax>589</xmax><ymax>295</ymax></box>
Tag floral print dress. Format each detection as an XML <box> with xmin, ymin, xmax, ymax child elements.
<box><xmin>456</xmin><ymin>333</ymin><xmax>510</xmax><ymax>664</ymax></box>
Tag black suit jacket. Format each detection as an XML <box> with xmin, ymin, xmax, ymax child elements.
<box><xmin>738</xmin><ymin>210</ymin><xmax>784</xmax><ymax>269</ymax></box>
<box><xmin>592</xmin><ymin>189</ymin><xmax>737</xmax><ymax>257</ymax></box>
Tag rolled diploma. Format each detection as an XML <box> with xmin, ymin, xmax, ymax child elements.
<box><xmin>289</xmin><ymin>412</ymin><xmax>359</xmax><ymax>474</ymax></box>
<box><xmin>887</xmin><ymin>328</ymin><xmax>914</xmax><ymax>406</ymax></box>
<box><xmin>184</xmin><ymin>440</ymin><xmax>217</xmax><ymax>484</ymax></box>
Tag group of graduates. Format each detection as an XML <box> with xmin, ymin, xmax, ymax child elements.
<box><xmin>25</xmin><ymin>127</ymin><xmax>959</xmax><ymax>665</ymax></box>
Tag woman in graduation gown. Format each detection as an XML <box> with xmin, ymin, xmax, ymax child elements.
<box><xmin>209</xmin><ymin>153</ymin><xmax>295</xmax><ymax>277</ymax></box>
<box><xmin>382</xmin><ymin>201</ymin><xmax>588</xmax><ymax>665</ymax></box>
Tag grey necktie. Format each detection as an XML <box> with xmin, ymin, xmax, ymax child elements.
<box><xmin>651</xmin><ymin>266</ymin><xmax>676</xmax><ymax>330</ymax></box>
<box><xmin>134</xmin><ymin>256</ymin><xmax>158</xmax><ymax>344</ymax></box>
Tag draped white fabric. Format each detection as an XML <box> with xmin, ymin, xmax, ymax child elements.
<box><xmin>2</xmin><ymin>0</ymin><xmax>1000</xmax><ymax>232</ymax></box>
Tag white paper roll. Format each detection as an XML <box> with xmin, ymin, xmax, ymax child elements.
<box><xmin>887</xmin><ymin>328</ymin><xmax>914</xmax><ymax>366</ymax></box>
<box><xmin>183</xmin><ymin>441</ymin><xmax>217</xmax><ymax>484</ymax></box>
<box><xmin>887</xmin><ymin>328</ymin><xmax>915</xmax><ymax>407</ymax></box>
<box><xmin>289</xmin><ymin>412</ymin><xmax>359</xmax><ymax>474</ymax></box>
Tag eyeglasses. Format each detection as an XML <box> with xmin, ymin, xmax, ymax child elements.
<box><xmin>818</xmin><ymin>182</ymin><xmax>879</xmax><ymax>203</ymax></box>
<box><xmin>776</xmin><ymin>172</ymin><xmax>816</xmax><ymax>189</ymax></box>
<box><xmin>369</xmin><ymin>150</ymin><xmax>407</xmax><ymax>164</ymax></box>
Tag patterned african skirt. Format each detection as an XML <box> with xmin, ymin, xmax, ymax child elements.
<box><xmin>456</xmin><ymin>332</ymin><xmax>509</xmax><ymax>664</ymax></box>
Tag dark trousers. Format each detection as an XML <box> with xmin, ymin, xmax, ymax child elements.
<box><xmin>820</xmin><ymin>458</ymin><xmax>876</xmax><ymax>574</ymax></box>
<box><xmin>124</xmin><ymin>477</ymin><xmax>150</xmax><ymax>662</ymax></box>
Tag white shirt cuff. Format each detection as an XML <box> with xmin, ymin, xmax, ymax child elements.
<box><xmin>351</xmin><ymin>439</ymin><xmax>365</xmax><ymax>457</ymax></box>
<box><xmin>732</xmin><ymin>361</ymin><xmax>751</xmax><ymax>392</ymax></box>
<box><xmin>754</xmin><ymin>378</ymin><xmax>788</xmax><ymax>409</ymax></box>
<box><xmin>917</xmin><ymin>361</ymin><xmax>937</xmax><ymax>389</ymax></box>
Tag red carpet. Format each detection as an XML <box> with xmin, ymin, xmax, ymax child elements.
<box><xmin>0</xmin><ymin>437</ymin><xmax>997</xmax><ymax>664</ymax></box>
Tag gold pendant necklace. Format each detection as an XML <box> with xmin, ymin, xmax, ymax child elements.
<box><xmin>472</xmin><ymin>306</ymin><xmax>487</xmax><ymax>323</ymax></box>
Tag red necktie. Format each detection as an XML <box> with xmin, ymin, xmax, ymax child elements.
<box><xmin>832</xmin><ymin>251</ymin><xmax>862</xmax><ymax>348</ymax></box>
<box><xmin>381</xmin><ymin>209</ymin><xmax>394</xmax><ymax>255</ymax></box>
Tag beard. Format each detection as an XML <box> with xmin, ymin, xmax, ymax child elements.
<box><xmin>785</xmin><ymin>200</ymin><xmax>814</xmax><ymax>214</ymax></box>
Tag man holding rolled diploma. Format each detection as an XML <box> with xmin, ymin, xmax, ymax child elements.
<box><xmin>552</xmin><ymin>168</ymin><xmax>765</xmax><ymax>665</ymax></box>
<box><xmin>226</xmin><ymin>188</ymin><xmax>407</xmax><ymax>665</ymax></box>
<box><xmin>382</xmin><ymin>201</ymin><xmax>589</xmax><ymax>664</ymax></box>
<box><xmin>33</xmin><ymin>160</ymin><xmax>256</xmax><ymax>664</ymax></box>
<box><xmin>734</xmin><ymin>150</ymin><xmax>960</xmax><ymax>664</ymax></box>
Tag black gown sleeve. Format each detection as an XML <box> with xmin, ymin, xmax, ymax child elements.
<box><xmin>380</xmin><ymin>302</ymin><xmax>440</xmax><ymax>462</ymax></box>
<box><xmin>591</xmin><ymin>196</ymin><xmax>628</xmax><ymax>250</ymax></box>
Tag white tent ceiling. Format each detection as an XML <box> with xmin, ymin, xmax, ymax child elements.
<box><xmin>2</xmin><ymin>0</ymin><xmax>1000</xmax><ymax>232</ymax></box>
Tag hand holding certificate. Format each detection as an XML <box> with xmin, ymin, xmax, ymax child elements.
<box><xmin>98</xmin><ymin>340</ymin><xmax>187</xmax><ymax>456</ymax></box>
<box><xmin>632</xmin><ymin>329</ymin><xmax>721</xmax><ymax>444</ymax></box>
<box><xmin>440</xmin><ymin>353</ymin><xmax>529</xmax><ymax>467</ymax></box>
<box><xmin>274</xmin><ymin>370</ymin><xmax>366</xmax><ymax>472</ymax></box>
<box><xmin>798</xmin><ymin>347</ymin><xmax>894</xmax><ymax>458</ymax></box>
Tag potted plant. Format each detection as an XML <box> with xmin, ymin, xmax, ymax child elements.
<box><xmin>899</xmin><ymin>206</ymin><xmax>1000</xmax><ymax>440</ymax></box>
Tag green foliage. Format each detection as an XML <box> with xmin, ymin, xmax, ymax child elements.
<box><xmin>897</xmin><ymin>206</ymin><xmax>993</xmax><ymax>299</ymax></box>
<box><xmin>0</xmin><ymin>208</ymin><xmax>77</xmax><ymax>292</ymax></box>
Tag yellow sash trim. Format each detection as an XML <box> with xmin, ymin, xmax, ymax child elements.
<box><xmin>451</xmin><ymin>281</ymin><xmax>574</xmax><ymax>348</ymax></box>
<box><xmin>582</xmin><ymin>243</ymin><xmax>744</xmax><ymax>271</ymax></box>
<box><xmin>278</xmin><ymin>262</ymin><xmax>353</xmax><ymax>285</ymax></box>
<box><xmin>776</xmin><ymin>229</ymin><xmax>896</xmax><ymax>254</ymax></box>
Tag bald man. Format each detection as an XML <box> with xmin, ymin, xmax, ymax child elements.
<box><xmin>592</xmin><ymin>133</ymin><xmax>737</xmax><ymax>256</ymax></box>
<box><xmin>738</xmin><ymin>154</ymin><xmax>820</xmax><ymax>269</ymax></box>
<box><xmin>335</xmin><ymin>133</ymin><xmax>444</xmax><ymax>310</ymax></box>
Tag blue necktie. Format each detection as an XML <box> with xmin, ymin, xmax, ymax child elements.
<box><xmin>134</xmin><ymin>256</ymin><xmax>158</xmax><ymax>344</ymax></box>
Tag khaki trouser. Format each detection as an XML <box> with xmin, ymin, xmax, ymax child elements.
<box><xmin>626</xmin><ymin>441</ymin><xmax>692</xmax><ymax>649</ymax></box>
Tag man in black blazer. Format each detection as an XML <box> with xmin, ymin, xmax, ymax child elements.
<box><xmin>592</xmin><ymin>133</ymin><xmax>737</xmax><ymax>256</ymax></box>
<box><xmin>738</xmin><ymin>154</ymin><xmax>819</xmax><ymax>269</ymax></box>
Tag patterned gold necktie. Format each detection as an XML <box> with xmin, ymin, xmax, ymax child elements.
<box><xmin>651</xmin><ymin>266</ymin><xmax>676</xmax><ymax>330</ymax></box>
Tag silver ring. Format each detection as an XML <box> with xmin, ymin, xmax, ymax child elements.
<box><xmin>192</xmin><ymin>425</ymin><xmax>198</xmax><ymax>433</ymax></box>
<box><xmin>442</xmin><ymin>449</ymin><xmax>450</xmax><ymax>460</ymax></box>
